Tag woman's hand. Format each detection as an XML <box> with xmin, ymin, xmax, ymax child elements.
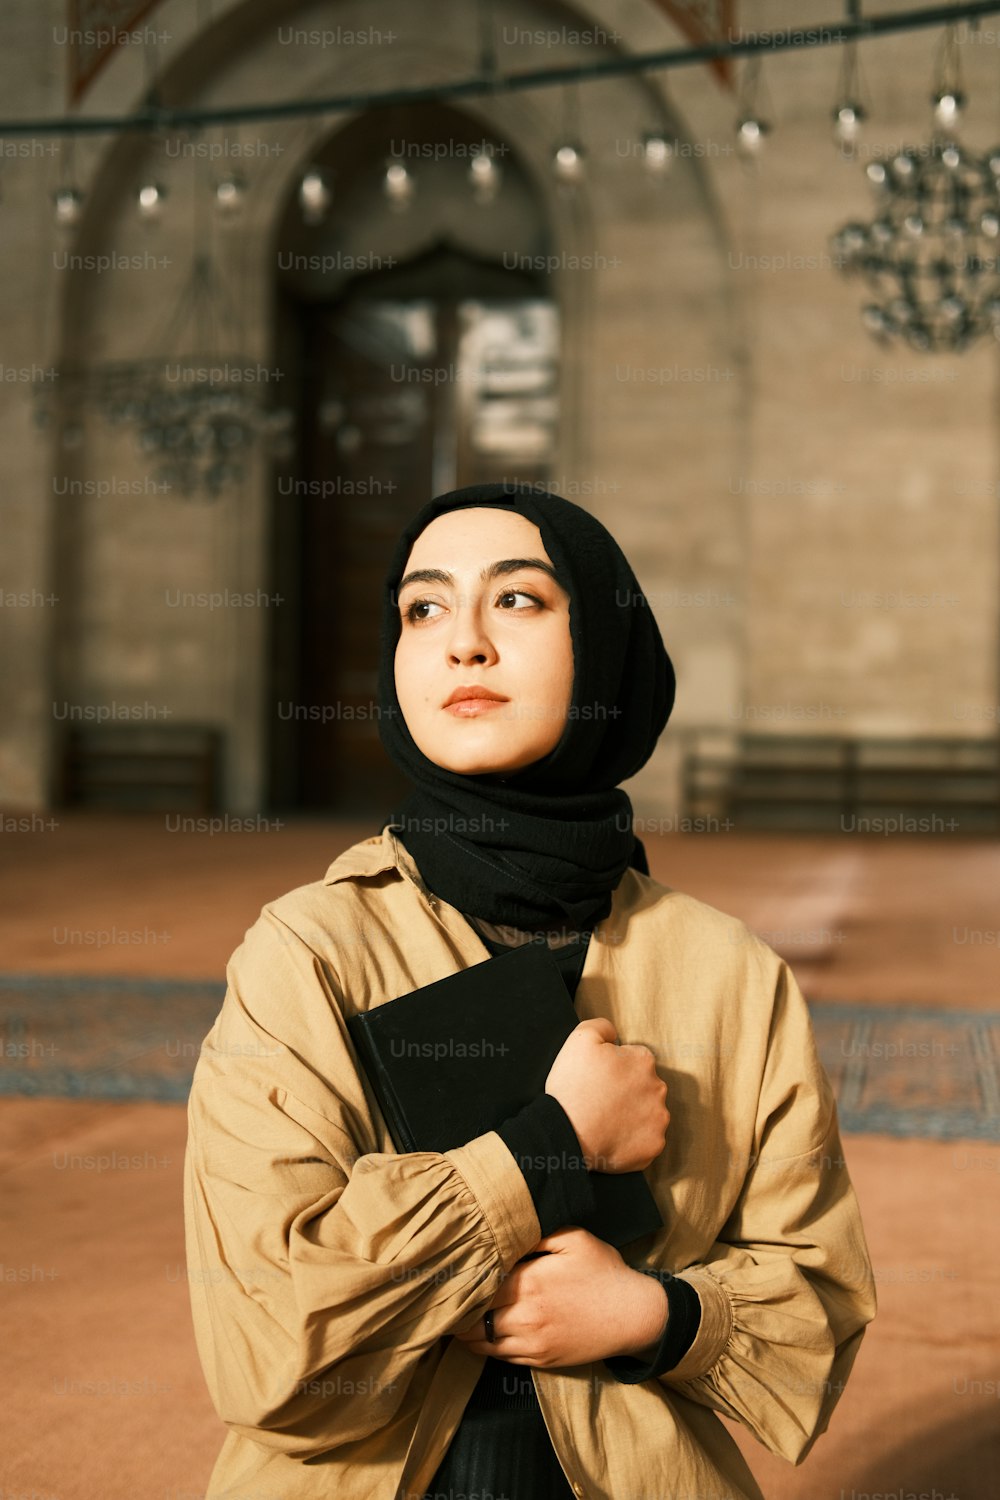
<box><xmin>452</xmin><ymin>1227</ymin><xmax>669</xmax><ymax>1368</ymax></box>
<box><xmin>545</xmin><ymin>1018</ymin><xmax>671</xmax><ymax>1173</ymax></box>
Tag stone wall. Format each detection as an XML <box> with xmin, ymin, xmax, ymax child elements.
<box><xmin>1</xmin><ymin>0</ymin><xmax>997</xmax><ymax>813</ymax></box>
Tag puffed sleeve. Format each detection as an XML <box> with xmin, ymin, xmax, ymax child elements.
<box><xmin>654</xmin><ymin>958</ymin><xmax>877</xmax><ymax>1464</ymax></box>
<box><xmin>182</xmin><ymin>905</ymin><xmax>544</xmax><ymax>1460</ymax></box>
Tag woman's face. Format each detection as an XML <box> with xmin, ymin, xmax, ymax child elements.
<box><xmin>393</xmin><ymin>506</ymin><xmax>574</xmax><ymax>776</ymax></box>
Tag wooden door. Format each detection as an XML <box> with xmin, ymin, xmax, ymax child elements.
<box><xmin>272</xmin><ymin>263</ymin><xmax>558</xmax><ymax>813</ymax></box>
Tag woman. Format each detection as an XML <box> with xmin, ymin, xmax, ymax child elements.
<box><xmin>183</xmin><ymin>480</ymin><xmax>877</xmax><ymax>1500</ymax></box>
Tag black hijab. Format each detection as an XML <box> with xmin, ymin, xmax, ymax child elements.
<box><xmin>375</xmin><ymin>481</ymin><xmax>676</xmax><ymax>931</ymax></box>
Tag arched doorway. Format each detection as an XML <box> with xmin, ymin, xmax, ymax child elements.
<box><xmin>268</xmin><ymin>104</ymin><xmax>558</xmax><ymax>813</ymax></box>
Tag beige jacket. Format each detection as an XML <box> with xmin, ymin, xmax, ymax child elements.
<box><xmin>183</xmin><ymin>823</ymin><xmax>876</xmax><ymax>1500</ymax></box>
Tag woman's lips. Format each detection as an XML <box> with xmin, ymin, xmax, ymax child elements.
<box><xmin>443</xmin><ymin>698</ymin><xmax>508</xmax><ymax>717</ymax></box>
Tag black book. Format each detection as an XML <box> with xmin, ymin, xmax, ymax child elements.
<box><xmin>346</xmin><ymin>938</ymin><xmax>664</xmax><ymax>1250</ymax></box>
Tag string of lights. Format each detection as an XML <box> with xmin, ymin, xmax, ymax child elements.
<box><xmin>26</xmin><ymin>0</ymin><xmax>1000</xmax><ymax>496</ymax></box>
<box><xmin>0</xmin><ymin>1</ymin><xmax>999</xmax><ymax>138</ymax></box>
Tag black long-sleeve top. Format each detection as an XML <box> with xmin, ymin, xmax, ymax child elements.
<box><xmin>458</xmin><ymin>917</ymin><xmax>702</xmax><ymax>1409</ymax></box>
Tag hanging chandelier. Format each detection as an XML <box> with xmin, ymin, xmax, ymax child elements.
<box><xmin>106</xmin><ymin>256</ymin><xmax>292</xmax><ymax>497</ymax></box>
<box><xmin>34</xmin><ymin>143</ymin><xmax>294</xmax><ymax>498</ymax></box>
<box><xmin>831</xmin><ymin>141</ymin><xmax>1000</xmax><ymax>351</ymax></box>
<box><xmin>831</xmin><ymin>18</ymin><xmax>1000</xmax><ymax>352</ymax></box>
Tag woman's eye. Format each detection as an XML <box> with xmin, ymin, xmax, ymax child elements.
<box><xmin>402</xmin><ymin>590</ymin><xmax>540</xmax><ymax>625</ymax></box>
<box><xmin>498</xmin><ymin>590</ymin><xmax>541</xmax><ymax>611</ymax></box>
<box><xmin>403</xmin><ymin>599</ymin><xmax>442</xmax><ymax>624</ymax></box>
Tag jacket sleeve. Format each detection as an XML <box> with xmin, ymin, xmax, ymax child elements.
<box><xmin>653</xmin><ymin>956</ymin><xmax>877</xmax><ymax>1465</ymax></box>
<box><xmin>182</xmin><ymin>905</ymin><xmax>544</xmax><ymax>1460</ymax></box>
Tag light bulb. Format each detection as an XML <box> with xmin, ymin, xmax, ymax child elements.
<box><xmin>383</xmin><ymin>161</ymin><xmax>415</xmax><ymax>212</ymax></box>
<box><xmin>552</xmin><ymin>143</ymin><xmax>585</xmax><ymax>183</ymax></box>
<box><xmin>137</xmin><ymin>181</ymin><xmax>167</xmax><ymax>220</ymax></box>
<box><xmin>932</xmin><ymin>89</ymin><xmax>965</xmax><ymax>127</ymax></box>
<box><xmin>299</xmin><ymin>168</ymin><xmax>333</xmax><ymax>225</ymax></box>
<box><xmin>468</xmin><ymin>150</ymin><xmax>501</xmax><ymax>204</ymax></box>
<box><xmin>215</xmin><ymin>173</ymin><xmax>247</xmax><ymax>216</ymax></box>
<box><xmin>833</xmin><ymin>103</ymin><xmax>866</xmax><ymax>145</ymax></box>
<box><xmin>642</xmin><ymin>132</ymin><xmax>673</xmax><ymax>176</ymax></box>
<box><xmin>53</xmin><ymin>186</ymin><xmax>83</xmax><ymax>227</ymax></box>
<box><xmin>861</xmin><ymin>304</ymin><xmax>890</xmax><ymax>334</ymax></box>
<box><xmin>735</xmin><ymin>116</ymin><xmax>770</xmax><ymax>156</ymax></box>
<box><xmin>837</xmin><ymin>223</ymin><xmax>869</xmax><ymax>255</ymax></box>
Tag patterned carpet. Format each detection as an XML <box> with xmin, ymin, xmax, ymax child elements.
<box><xmin>0</xmin><ymin>972</ymin><xmax>997</xmax><ymax>1140</ymax></box>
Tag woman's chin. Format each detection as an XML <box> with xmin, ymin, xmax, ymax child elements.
<box><xmin>438</xmin><ymin>756</ymin><xmax>522</xmax><ymax>777</ymax></box>
<box><xmin>422</xmin><ymin>740</ymin><xmax>541</xmax><ymax>778</ymax></box>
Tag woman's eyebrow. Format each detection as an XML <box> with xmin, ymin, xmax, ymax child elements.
<box><xmin>396</xmin><ymin>558</ymin><xmax>563</xmax><ymax>594</ymax></box>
